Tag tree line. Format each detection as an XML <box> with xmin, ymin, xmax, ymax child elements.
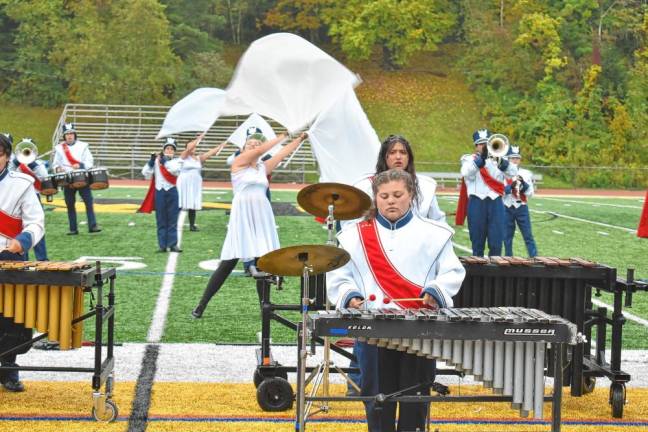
<box><xmin>0</xmin><ymin>1</ymin><xmax>646</xmax><ymax>187</ymax></box>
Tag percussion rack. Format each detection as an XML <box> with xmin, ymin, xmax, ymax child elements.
<box><xmin>0</xmin><ymin>261</ymin><xmax>118</xmax><ymax>422</ymax></box>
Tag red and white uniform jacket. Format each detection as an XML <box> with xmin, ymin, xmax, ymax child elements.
<box><xmin>352</xmin><ymin>173</ymin><xmax>446</xmax><ymax>223</ymax></box>
<box><xmin>327</xmin><ymin>209</ymin><xmax>465</xmax><ymax>311</ymax></box>
<box><xmin>0</xmin><ymin>167</ymin><xmax>45</xmax><ymax>253</ymax></box>
<box><xmin>460</xmin><ymin>154</ymin><xmax>518</xmax><ymax>200</ymax></box>
<box><xmin>141</xmin><ymin>157</ymin><xmax>182</xmax><ymax>191</ymax></box>
<box><xmin>52</xmin><ymin>139</ymin><xmax>94</xmax><ymax>173</ymax></box>
<box><xmin>9</xmin><ymin>155</ymin><xmax>49</xmax><ymax>193</ymax></box>
<box><xmin>503</xmin><ymin>167</ymin><xmax>534</xmax><ymax>209</ymax></box>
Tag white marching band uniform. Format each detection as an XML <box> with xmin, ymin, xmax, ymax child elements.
<box><xmin>327</xmin><ymin>210</ymin><xmax>465</xmax><ymax>310</ymax></box>
<box><xmin>8</xmin><ymin>155</ymin><xmax>48</xmax><ymax>182</ymax></box>
<box><xmin>52</xmin><ymin>139</ymin><xmax>94</xmax><ymax>172</ymax></box>
<box><xmin>0</xmin><ymin>168</ymin><xmax>45</xmax><ymax>252</ymax></box>
<box><xmin>460</xmin><ymin>155</ymin><xmax>518</xmax><ymax>198</ymax></box>
<box><xmin>177</xmin><ymin>156</ymin><xmax>203</xmax><ymax>210</ymax></box>
<box><xmin>353</xmin><ymin>174</ymin><xmax>447</xmax><ymax>223</ymax></box>
<box><xmin>503</xmin><ymin>167</ymin><xmax>534</xmax><ymax>208</ymax></box>
<box><xmin>141</xmin><ymin>157</ymin><xmax>183</xmax><ymax>189</ymax></box>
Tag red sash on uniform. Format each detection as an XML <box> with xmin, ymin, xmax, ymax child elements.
<box><xmin>637</xmin><ymin>190</ymin><xmax>648</xmax><ymax>238</ymax></box>
<box><xmin>0</xmin><ymin>209</ymin><xmax>22</xmax><ymax>239</ymax></box>
<box><xmin>18</xmin><ymin>164</ymin><xmax>42</xmax><ymax>192</ymax></box>
<box><xmin>506</xmin><ymin>178</ymin><xmax>527</xmax><ymax>203</ymax></box>
<box><xmin>455</xmin><ymin>178</ymin><xmax>468</xmax><ymax>226</ymax></box>
<box><xmin>479</xmin><ymin>167</ymin><xmax>505</xmax><ymax>196</ymax></box>
<box><xmin>358</xmin><ymin>219</ymin><xmax>424</xmax><ymax>309</ymax></box>
<box><xmin>137</xmin><ymin>160</ymin><xmax>177</xmax><ymax>213</ymax></box>
<box><xmin>62</xmin><ymin>143</ymin><xmax>81</xmax><ymax>166</ymax></box>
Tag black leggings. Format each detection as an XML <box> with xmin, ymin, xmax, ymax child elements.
<box><xmin>197</xmin><ymin>258</ymin><xmax>238</xmax><ymax>310</ymax></box>
<box><xmin>188</xmin><ymin>209</ymin><xmax>197</xmax><ymax>227</ymax></box>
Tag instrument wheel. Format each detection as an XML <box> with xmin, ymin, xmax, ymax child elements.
<box><xmin>253</xmin><ymin>366</ymin><xmax>288</xmax><ymax>388</ymax></box>
<box><xmin>92</xmin><ymin>399</ymin><xmax>118</xmax><ymax>422</ymax></box>
<box><xmin>256</xmin><ymin>377</ymin><xmax>294</xmax><ymax>412</ymax></box>
<box><xmin>581</xmin><ymin>375</ymin><xmax>596</xmax><ymax>394</ymax></box>
<box><xmin>609</xmin><ymin>382</ymin><xmax>626</xmax><ymax>418</ymax></box>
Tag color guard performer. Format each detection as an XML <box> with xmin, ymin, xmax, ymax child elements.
<box><xmin>503</xmin><ymin>146</ymin><xmax>538</xmax><ymax>257</ymax></box>
<box><xmin>139</xmin><ymin>138</ymin><xmax>183</xmax><ymax>253</ymax></box>
<box><xmin>52</xmin><ymin>123</ymin><xmax>101</xmax><ymax>235</ymax></box>
<box><xmin>457</xmin><ymin>129</ymin><xmax>517</xmax><ymax>256</ymax></box>
<box><xmin>9</xmin><ymin>138</ymin><xmax>49</xmax><ymax>260</ymax></box>
<box><xmin>0</xmin><ymin>132</ymin><xmax>45</xmax><ymax>392</ymax></box>
<box><xmin>327</xmin><ymin>169</ymin><xmax>465</xmax><ymax>432</ymax></box>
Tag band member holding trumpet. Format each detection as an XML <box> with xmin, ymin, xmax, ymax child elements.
<box><xmin>9</xmin><ymin>138</ymin><xmax>49</xmax><ymax>260</ymax></box>
<box><xmin>503</xmin><ymin>145</ymin><xmax>538</xmax><ymax>257</ymax></box>
<box><xmin>457</xmin><ymin>129</ymin><xmax>517</xmax><ymax>256</ymax></box>
<box><xmin>139</xmin><ymin>137</ymin><xmax>183</xmax><ymax>253</ymax></box>
<box><xmin>0</xmin><ymin>131</ymin><xmax>45</xmax><ymax>392</ymax></box>
<box><xmin>327</xmin><ymin>169</ymin><xmax>465</xmax><ymax>432</ymax></box>
<box><xmin>192</xmin><ymin>132</ymin><xmax>307</xmax><ymax>319</ymax></box>
<box><xmin>52</xmin><ymin>123</ymin><xmax>101</xmax><ymax>235</ymax></box>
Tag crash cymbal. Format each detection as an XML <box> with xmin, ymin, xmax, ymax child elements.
<box><xmin>257</xmin><ymin>244</ymin><xmax>350</xmax><ymax>277</ymax></box>
<box><xmin>297</xmin><ymin>182</ymin><xmax>372</xmax><ymax>220</ymax></box>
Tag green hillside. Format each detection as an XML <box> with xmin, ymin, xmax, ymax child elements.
<box><xmin>0</xmin><ymin>99</ymin><xmax>60</xmax><ymax>154</ymax></box>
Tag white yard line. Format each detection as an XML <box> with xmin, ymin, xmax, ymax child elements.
<box><xmin>453</xmin><ymin>242</ymin><xmax>473</xmax><ymax>254</ymax></box>
<box><xmin>591</xmin><ymin>298</ymin><xmax>648</xmax><ymax>328</ymax></box>
<box><xmin>530</xmin><ymin>209</ymin><xmax>636</xmax><ymax>233</ymax></box>
<box><xmin>147</xmin><ymin>211</ymin><xmax>186</xmax><ymax>343</ymax></box>
<box><xmin>540</xmin><ymin>197</ymin><xmax>643</xmax><ymax>210</ymax></box>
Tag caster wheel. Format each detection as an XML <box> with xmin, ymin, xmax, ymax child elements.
<box><xmin>582</xmin><ymin>375</ymin><xmax>596</xmax><ymax>394</ymax></box>
<box><xmin>609</xmin><ymin>383</ymin><xmax>626</xmax><ymax>418</ymax></box>
<box><xmin>256</xmin><ymin>377</ymin><xmax>294</xmax><ymax>411</ymax></box>
<box><xmin>92</xmin><ymin>399</ymin><xmax>118</xmax><ymax>422</ymax></box>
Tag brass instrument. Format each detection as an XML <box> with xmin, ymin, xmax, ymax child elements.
<box><xmin>486</xmin><ymin>133</ymin><xmax>510</xmax><ymax>161</ymax></box>
<box><xmin>15</xmin><ymin>139</ymin><xmax>38</xmax><ymax>165</ymax></box>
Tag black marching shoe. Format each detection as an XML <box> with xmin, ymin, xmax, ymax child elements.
<box><xmin>89</xmin><ymin>226</ymin><xmax>102</xmax><ymax>233</ymax></box>
<box><xmin>67</xmin><ymin>230</ymin><xmax>79</xmax><ymax>236</ymax></box>
<box><xmin>191</xmin><ymin>305</ymin><xmax>204</xmax><ymax>319</ymax></box>
<box><xmin>157</xmin><ymin>248</ymin><xmax>168</xmax><ymax>253</ymax></box>
<box><xmin>190</xmin><ymin>225</ymin><xmax>199</xmax><ymax>232</ymax></box>
<box><xmin>2</xmin><ymin>380</ymin><xmax>25</xmax><ymax>392</ymax></box>
<box><xmin>169</xmin><ymin>246</ymin><xmax>182</xmax><ymax>253</ymax></box>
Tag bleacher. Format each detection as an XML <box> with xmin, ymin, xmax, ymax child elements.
<box><xmin>50</xmin><ymin>104</ymin><xmax>318</xmax><ymax>181</ymax></box>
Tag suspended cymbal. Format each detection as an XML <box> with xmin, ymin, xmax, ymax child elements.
<box><xmin>297</xmin><ymin>182</ymin><xmax>372</xmax><ymax>220</ymax></box>
<box><xmin>257</xmin><ymin>245</ymin><xmax>350</xmax><ymax>277</ymax></box>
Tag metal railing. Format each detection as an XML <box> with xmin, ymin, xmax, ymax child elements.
<box><xmin>51</xmin><ymin>103</ymin><xmax>318</xmax><ymax>182</ymax></box>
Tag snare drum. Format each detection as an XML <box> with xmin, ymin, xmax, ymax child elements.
<box><xmin>54</xmin><ymin>172</ymin><xmax>69</xmax><ymax>188</ymax></box>
<box><xmin>68</xmin><ymin>169</ymin><xmax>88</xmax><ymax>189</ymax></box>
<box><xmin>40</xmin><ymin>175</ymin><xmax>58</xmax><ymax>196</ymax></box>
<box><xmin>88</xmin><ymin>167</ymin><xmax>109</xmax><ymax>190</ymax></box>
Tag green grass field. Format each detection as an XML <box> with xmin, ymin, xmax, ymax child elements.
<box><xmin>36</xmin><ymin>185</ymin><xmax>648</xmax><ymax>349</ymax></box>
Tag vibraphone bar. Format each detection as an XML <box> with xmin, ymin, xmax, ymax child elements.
<box><xmin>300</xmin><ymin>307</ymin><xmax>580</xmax><ymax>432</ymax></box>
<box><xmin>455</xmin><ymin>256</ymin><xmax>648</xmax><ymax>418</ymax></box>
<box><xmin>0</xmin><ymin>260</ymin><xmax>118</xmax><ymax>422</ymax></box>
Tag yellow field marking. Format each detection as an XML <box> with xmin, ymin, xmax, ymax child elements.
<box><xmin>45</xmin><ymin>198</ymin><xmax>232</xmax><ymax>214</ymax></box>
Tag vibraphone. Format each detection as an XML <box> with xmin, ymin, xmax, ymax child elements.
<box><xmin>299</xmin><ymin>307</ymin><xmax>581</xmax><ymax>432</ymax></box>
<box><xmin>0</xmin><ymin>260</ymin><xmax>118</xmax><ymax>422</ymax></box>
<box><xmin>456</xmin><ymin>256</ymin><xmax>648</xmax><ymax>418</ymax></box>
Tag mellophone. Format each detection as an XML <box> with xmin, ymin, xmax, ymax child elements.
<box><xmin>41</xmin><ymin>167</ymin><xmax>110</xmax><ymax>196</ymax></box>
<box><xmin>0</xmin><ymin>260</ymin><xmax>118</xmax><ymax>422</ymax></box>
<box><xmin>0</xmin><ymin>260</ymin><xmax>90</xmax><ymax>350</ymax></box>
<box><xmin>302</xmin><ymin>306</ymin><xmax>582</xmax><ymax>431</ymax></box>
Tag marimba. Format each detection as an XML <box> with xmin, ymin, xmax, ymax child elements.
<box><xmin>0</xmin><ymin>260</ymin><xmax>118</xmax><ymax>422</ymax></box>
<box><xmin>456</xmin><ymin>256</ymin><xmax>647</xmax><ymax>418</ymax></box>
<box><xmin>301</xmin><ymin>306</ymin><xmax>581</xmax><ymax>432</ymax></box>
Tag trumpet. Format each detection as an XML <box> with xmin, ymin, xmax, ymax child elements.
<box><xmin>16</xmin><ymin>139</ymin><xmax>38</xmax><ymax>165</ymax></box>
<box><xmin>486</xmin><ymin>133</ymin><xmax>510</xmax><ymax>161</ymax></box>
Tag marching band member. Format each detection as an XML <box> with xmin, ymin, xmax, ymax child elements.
<box><xmin>139</xmin><ymin>138</ymin><xmax>183</xmax><ymax>253</ymax></box>
<box><xmin>178</xmin><ymin>134</ymin><xmax>227</xmax><ymax>232</ymax></box>
<box><xmin>0</xmin><ymin>132</ymin><xmax>45</xmax><ymax>392</ymax></box>
<box><xmin>9</xmin><ymin>138</ymin><xmax>49</xmax><ymax>260</ymax></box>
<box><xmin>503</xmin><ymin>145</ymin><xmax>538</xmax><ymax>257</ymax></box>
<box><xmin>191</xmin><ymin>132</ymin><xmax>306</xmax><ymax>319</ymax></box>
<box><xmin>457</xmin><ymin>129</ymin><xmax>517</xmax><ymax>256</ymax></box>
<box><xmin>327</xmin><ymin>169</ymin><xmax>465</xmax><ymax>432</ymax></box>
<box><xmin>52</xmin><ymin>123</ymin><xmax>101</xmax><ymax>235</ymax></box>
<box><xmin>353</xmin><ymin>134</ymin><xmax>446</xmax><ymax>223</ymax></box>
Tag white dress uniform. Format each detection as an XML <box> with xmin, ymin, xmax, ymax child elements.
<box><xmin>503</xmin><ymin>167</ymin><xmax>534</xmax><ymax>208</ymax></box>
<box><xmin>0</xmin><ymin>168</ymin><xmax>45</xmax><ymax>253</ymax></box>
<box><xmin>52</xmin><ymin>139</ymin><xmax>94</xmax><ymax>172</ymax></box>
<box><xmin>327</xmin><ymin>209</ymin><xmax>465</xmax><ymax>310</ymax></box>
<box><xmin>8</xmin><ymin>156</ymin><xmax>49</xmax><ymax>182</ymax></box>
<box><xmin>352</xmin><ymin>173</ymin><xmax>447</xmax><ymax>223</ymax></box>
<box><xmin>177</xmin><ymin>156</ymin><xmax>203</xmax><ymax>210</ymax></box>
<box><xmin>220</xmin><ymin>162</ymin><xmax>279</xmax><ymax>261</ymax></box>
<box><xmin>141</xmin><ymin>158</ymin><xmax>182</xmax><ymax>189</ymax></box>
<box><xmin>460</xmin><ymin>155</ymin><xmax>518</xmax><ymax>198</ymax></box>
